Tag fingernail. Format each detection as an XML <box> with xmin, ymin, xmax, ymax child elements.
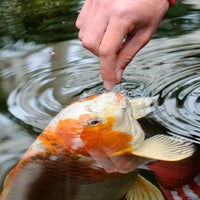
<box><xmin>104</xmin><ymin>81</ymin><xmax>115</xmax><ymax>90</ymax></box>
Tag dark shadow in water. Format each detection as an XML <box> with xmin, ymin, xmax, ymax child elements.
<box><xmin>0</xmin><ymin>0</ymin><xmax>81</xmax><ymax>45</ymax></box>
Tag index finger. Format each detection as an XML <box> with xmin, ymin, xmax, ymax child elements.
<box><xmin>99</xmin><ymin>19</ymin><xmax>132</xmax><ymax>89</ymax></box>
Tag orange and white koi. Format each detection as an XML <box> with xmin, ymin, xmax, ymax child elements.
<box><xmin>0</xmin><ymin>92</ymin><xmax>195</xmax><ymax>200</ymax></box>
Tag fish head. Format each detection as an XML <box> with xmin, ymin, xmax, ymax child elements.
<box><xmin>48</xmin><ymin>91</ymin><xmax>145</xmax><ymax>171</ymax></box>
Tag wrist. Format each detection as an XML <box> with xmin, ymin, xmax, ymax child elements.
<box><xmin>168</xmin><ymin>0</ymin><xmax>175</xmax><ymax>6</ymax></box>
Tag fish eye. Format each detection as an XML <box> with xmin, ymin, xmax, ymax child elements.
<box><xmin>89</xmin><ymin>120</ymin><xmax>101</xmax><ymax>126</ymax></box>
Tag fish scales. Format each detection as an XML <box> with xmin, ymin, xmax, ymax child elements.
<box><xmin>0</xmin><ymin>92</ymin><xmax>195</xmax><ymax>200</ymax></box>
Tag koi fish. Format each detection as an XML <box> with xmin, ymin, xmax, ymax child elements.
<box><xmin>147</xmin><ymin>147</ymin><xmax>200</xmax><ymax>200</ymax></box>
<box><xmin>0</xmin><ymin>92</ymin><xmax>195</xmax><ymax>200</ymax></box>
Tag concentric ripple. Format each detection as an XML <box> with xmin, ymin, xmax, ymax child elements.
<box><xmin>134</xmin><ymin>30</ymin><xmax>200</xmax><ymax>144</ymax></box>
<box><xmin>154</xmin><ymin>65</ymin><xmax>200</xmax><ymax>144</ymax></box>
<box><xmin>7</xmin><ymin>66</ymin><xmax>101</xmax><ymax>131</ymax></box>
<box><xmin>6</xmin><ymin>31</ymin><xmax>200</xmax><ymax>144</ymax></box>
<box><xmin>7</xmin><ymin>68</ymin><xmax>149</xmax><ymax>131</ymax></box>
<box><xmin>7</xmin><ymin>40</ymin><xmax>150</xmax><ymax>131</ymax></box>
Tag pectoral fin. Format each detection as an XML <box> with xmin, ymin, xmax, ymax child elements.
<box><xmin>129</xmin><ymin>97</ymin><xmax>157</xmax><ymax>119</ymax></box>
<box><xmin>126</xmin><ymin>174</ymin><xmax>164</xmax><ymax>200</ymax></box>
<box><xmin>131</xmin><ymin>134</ymin><xmax>195</xmax><ymax>161</ymax></box>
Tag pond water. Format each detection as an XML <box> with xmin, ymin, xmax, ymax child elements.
<box><xmin>0</xmin><ymin>0</ymin><xmax>200</xmax><ymax>199</ymax></box>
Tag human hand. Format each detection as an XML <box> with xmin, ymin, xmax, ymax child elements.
<box><xmin>76</xmin><ymin>0</ymin><xmax>169</xmax><ymax>89</ymax></box>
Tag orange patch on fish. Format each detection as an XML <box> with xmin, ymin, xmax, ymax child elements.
<box><xmin>55</xmin><ymin>114</ymin><xmax>91</xmax><ymax>155</ymax></box>
<box><xmin>54</xmin><ymin>115</ymin><xmax>133</xmax><ymax>157</ymax></box>
<box><xmin>81</xmin><ymin>116</ymin><xmax>133</xmax><ymax>157</ymax></box>
<box><xmin>115</xmin><ymin>91</ymin><xmax>125</xmax><ymax>103</ymax></box>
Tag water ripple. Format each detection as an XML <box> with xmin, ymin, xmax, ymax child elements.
<box><xmin>7</xmin><ymin>40</ymin><xmax>149</xmax><ymax>131</ymax></box>
<box><xmin>6</xmin><ymin>31</ymin><xmax>200</xmax><ymax>144</ymax></box>
<box><xmin>134</xmin><ymin>30</ymin><xmax>200</xmax><ymax>144</ymax></box>
<box><xmin>7</xmin><ymin>66</ymin><xmax>101</xmax><ymax>131</ymax></box>
<box><xmin>154</xmin><ymin>70</ymin><xmax>200</xmax><ymax>144</ymax></box>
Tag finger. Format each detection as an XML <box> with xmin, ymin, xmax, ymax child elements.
<box><xmin>76</xmin><ymin>0</ymin><xmax>92</xmax><ymax>29</ymax></box>
<box><xmin>78</xmin><ymin>13</ymin><xmax>108</xmax><ymax>56</ymax></box>
<box><xmin>99</xmin><ymin>19</ymin><xmax>132</xmax><ymax>89</ymax></box>
<box><xmin>115</xmin><ymin>29</ymin><xmax>152</xmax><ymax>82</ymax></box>
<box><xmin>77</xmin><ymin>3</ymin><xmax>109</xmax><ymax>56</ymax></box>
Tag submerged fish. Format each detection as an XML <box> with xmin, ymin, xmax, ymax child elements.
<box><xmin>0</xmin><ymin>92</ymin><xmax>195</xmax><ymax>200</ymax></box>
<box><xmin>147</xmin><ymin>147</ymin><xmax>200</xmax><ymax>200</ymax></box>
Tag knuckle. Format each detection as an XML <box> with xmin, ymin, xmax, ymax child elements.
<box><xmin>112</xmin><ymin>3</ymin><xmax>132</xmax><ymax>18</ymax></box>
<box><xmin>81</xmin><ymin>38</ymin><xmax>94</xmax><ymax>50</ymax></box>
<box><xmin>81</xmin><ymin>38</ymin><xmax>99</xmax><ymax>56</ymax></box>
<box><xmin>99</xmin><ymin>44</ymin><xmax>113</xmax><ymax>57</ymax></box>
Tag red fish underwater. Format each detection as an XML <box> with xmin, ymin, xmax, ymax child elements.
<box><xmin>147</xmin><ymin>147</ymin><xmax>200</xmax><ymax>200</ymax></box>
<box><xmin>0</xmin><ymin>92</ymin><xmax>195</xmax><ymax>200</ymax></box>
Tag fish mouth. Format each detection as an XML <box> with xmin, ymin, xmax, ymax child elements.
<box><xmin>111</xmin><ymin>91</ymin><xmax>145</xmax><ymax>150</ymax></box>
<box><xmin>114</xmin><ymin>90</ymin><xmax>128</xmax><ymax>107</ymax></box>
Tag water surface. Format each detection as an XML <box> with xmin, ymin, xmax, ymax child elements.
<box><xmin>0</xmin><ymin>0</ymin><xmax>200</xmax><ymax>197</ymax></box>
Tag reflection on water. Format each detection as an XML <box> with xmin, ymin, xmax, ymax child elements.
<box><xmin>0</xmin><ymin>0</ymin><xmax>200</xmax><ymax>198</ymax></box>
<box><xmin>5</xmin><ymin>40</ymin><xmax>150</xmax><ymax>131</ymax></box>
<box><xmin>0</xmin><ymin>0</ymin><xmax>82</xmax><ymax>44</ymax></box>
<box><xmin>134</xmin><ymin>30</ymin><xmax>200</xmax><ymax>144</ymax></box>
<box><xmin>5</xmin><ymin>31</ymin><xmax>200</xmax><ymax>144</ymax></box>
